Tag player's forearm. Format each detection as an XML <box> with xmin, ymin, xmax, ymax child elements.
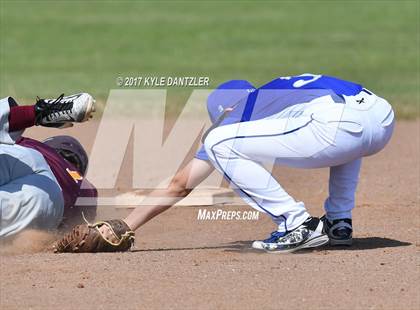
<box><xmin>124</xmin><ymin>159</ymin><xmax>214</xmax><ymax>231</ymax></box>
<box><xmin>123</xmin><ymin>183</ymin><xmax>192</xmax><ymax>230</ymax></box>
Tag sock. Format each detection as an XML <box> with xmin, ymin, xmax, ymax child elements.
<box><xmin>8</xmin><ymin>105</ymin><xmax>36</xmax><ymax>132</ymax></box>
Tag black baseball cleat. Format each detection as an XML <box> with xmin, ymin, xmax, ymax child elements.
<box><xmin>321</xmin><ymin>215</ymin><xmax>353</xmax><ymax>246</ymax></box>
<box><xmin>34</xmin><ymin>93</ymin><xmax>95</xmax><ymax>128</ymax></box>
<box><xmin>252</xmin><ymin>217</ymin><xmax>329</xmax><ymax>253</ymax></box>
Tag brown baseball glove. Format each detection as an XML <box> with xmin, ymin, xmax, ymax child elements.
<box><xmin>53</xmin><ymin>219</ymin><xmax>135</xmax><ymax>253</ymax></box>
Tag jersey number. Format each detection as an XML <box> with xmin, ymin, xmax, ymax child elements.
<box><xmin>292</xmin><ymin>74</ymin><xmax>322</xmax><ymax>88</ymax></box>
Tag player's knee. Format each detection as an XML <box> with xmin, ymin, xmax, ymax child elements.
<box><xmin>203</xmin><ymin>127</ymin><xmax>232</xmax><ymax>159</ymax></box>
<box><xmin>203</xmin><ymin>129</ymin><xmax>218</xmax><ymax>159</ymax></box>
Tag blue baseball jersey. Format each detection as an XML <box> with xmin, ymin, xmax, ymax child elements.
<box><xmin>196</xmin><ymin>74</ymin><xmax>363</xmax><ymax>161</ymax></box>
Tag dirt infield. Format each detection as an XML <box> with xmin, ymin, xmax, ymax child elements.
<box><xmin>0</xmin><ymin>120</ymin><xmax>419</xmax><ymax>310</ymax></box>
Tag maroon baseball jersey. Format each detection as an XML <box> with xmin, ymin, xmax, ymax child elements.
<box><xmin>16</xmin><ymin>137</ymin><xmax>97</xmax><ymax>209</ymax></box>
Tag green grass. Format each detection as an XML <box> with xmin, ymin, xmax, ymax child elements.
<box><xmin>0</xmin><ymin>0</ymin><xmax>418</xmax><ymax>118</ymax></box>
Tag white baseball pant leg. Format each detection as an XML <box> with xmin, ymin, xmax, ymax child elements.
<box><xmin>324</xmin><ymin>158</ymin><xmax>361</xmax><ymax>220</ymax></box>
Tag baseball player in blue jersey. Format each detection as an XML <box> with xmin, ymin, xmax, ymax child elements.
<box><xmin>97</xmin><ymin>73</ymin><xmax>395</xmax><ymax>253</ymax></box>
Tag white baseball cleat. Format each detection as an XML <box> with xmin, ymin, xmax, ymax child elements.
<box><xmin>34</xmin><ymin>93</ymin><xmax>95</xmax><ymax>128</ymax></box>
<box><xmin>252</xmin><ymin>217</ymin><xmax>329</xmax><ymax>253</ymax></box>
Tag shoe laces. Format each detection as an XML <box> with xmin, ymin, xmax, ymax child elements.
<box><xmin>38</xmin><ymin>94</ymin><xmax>74</xmax><ymax>121</ymax></box>
<box><xmin>263</xmin><ymin>230</ymin><xmax>286</xmax><ymax>243</ymax></box>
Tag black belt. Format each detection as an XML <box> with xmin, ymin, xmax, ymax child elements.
<box><xmin>362</xmin><ymin>88</ymin><xmax>373</xmax><ymax>95</ymax></box>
